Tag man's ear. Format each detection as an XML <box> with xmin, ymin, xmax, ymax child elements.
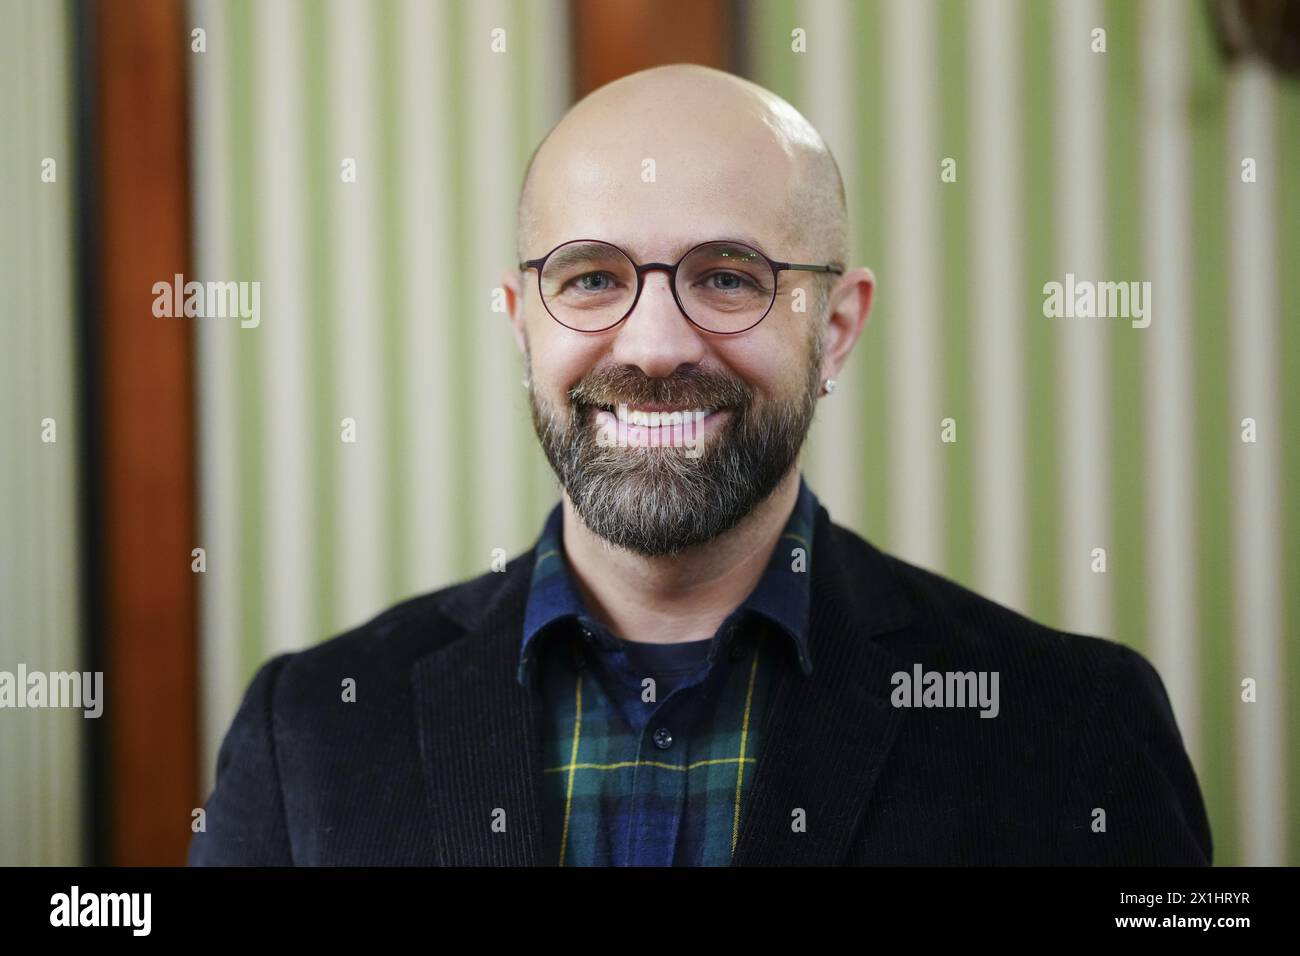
<box><xmin>820</xmin><ymin>266</ymin><xmax>875</xmax><ymax>384</ymax></box>
<box><xmin>500</xmin><ymin>268</ymin><xmax>528</xmax><ymax>355</ymax></box>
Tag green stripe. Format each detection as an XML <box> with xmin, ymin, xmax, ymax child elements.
<box><xmin>1021</xmin><ymin>0</ymin><xmax>1061</xmax><ymax>628</ymax></box>
<box><xmin>229</xmin><ymin>0</ymin><xmax>264</xmax><ymax>681</ymax></box>
<box><xmin>377</xmin><ymin>0</ymin><xmax>405</xmax><ymax>599</ymax></box>
<box><xmin>447</xmin><ymin>0</ymin><xmax>473</xmax><ymax>577</ymax></box>
<box><xmin>8</xmin><ymin>0</ymin><xmax>35</xmax><ymax>864</ymax></box>
<box><xmin>1105</xmin><ymin>0</ymin><xmax>1146</xmax><ymax>655</ymax></box>
<box><xmin>509</xmin><ymin>0</ymin><xmax>546</xmax><ymax>538</ymax></box>
<box><xmin>512</xmin><ymin>0</ymin><xmax>540</xmax><ymax>533</ymax></box>
<box><xmin>938</xmin><ymin>0</ymin><xmax>972</xmax><ymax>587</ymax></box>
<box><xmin>755</xmin><ymin>0</ymin><xmax>797</xmax><ymax>104</ymax></box>
<box><xmin>1188</xmin><ymin>9</ymin><xmax>1235</xmax><ymax>866</ymax></box>
<box><xmin>305</xmin><ymin>11</ymin><xmax>339</xmax><ymax>637</ymax></box>
<box><xmin>853</xmin><ymin>0</ymin><xmax>889</xmax><ymax>545</ymax></box>
<box><xmin>1278</xmin><ymin>76</ymin><xmax>1300</xmax><ymax>866</ymax></box>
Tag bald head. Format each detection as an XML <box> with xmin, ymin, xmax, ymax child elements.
<box><xmin>516</xmin><ymin>65</ymin><xmax>848</xmax><ymax>281</ymax></box>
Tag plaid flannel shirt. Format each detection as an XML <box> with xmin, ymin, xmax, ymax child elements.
<box><xmin>517</xmin><ymin>476</ymin><xmax>817</xmax><ymax>866</ymax></box>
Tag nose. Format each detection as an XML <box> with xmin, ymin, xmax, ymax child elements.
<box><xmin>609</xmin><ymin>268</ymin><xmax>707</xmax><ymax>377</ymax></box>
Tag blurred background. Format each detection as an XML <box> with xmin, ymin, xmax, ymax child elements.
<box><xmin>1</xmin><ymin>0</ymin><xmax>1296</xmax><ymax>866</ymax></box>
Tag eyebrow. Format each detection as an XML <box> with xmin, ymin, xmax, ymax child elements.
<box><xmin>549</xmin><ymin>235</ymin><xmax>775</xmax><ymax>265</ymax></box>
<box><xmin>544</xmin><ymin>242</ymin><xmax>628</xmax><ymax>272</ymax></box>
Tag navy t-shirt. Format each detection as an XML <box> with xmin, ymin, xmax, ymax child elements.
<box><xmin>617</xmin><ymin>636</ymin><xmax>714</xmax><ymax>703</ymax></box>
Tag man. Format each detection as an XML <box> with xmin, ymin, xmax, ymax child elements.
<box><xmin>189</xmin><ymin>65</ymin><xmax>1211</xmax><ymax>866</ymax></box>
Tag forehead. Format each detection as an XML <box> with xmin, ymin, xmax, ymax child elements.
<box><xmin>528</xmin><ymin>130</ymin><xmax>801</xmax><ymax>261</ymax></box>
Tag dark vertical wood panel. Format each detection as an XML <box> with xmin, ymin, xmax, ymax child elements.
<box><xmin>93</xmin><ymin>0</ymin><xmax>196</xmax><ymax>865</ymax></box>
<box><xmin>572</xmin><ymin>0</ymin><xmax>733</xmax><ymax>98</ymax></box>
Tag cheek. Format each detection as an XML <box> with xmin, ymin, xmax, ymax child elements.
<box><xmin>530</xmin><ymin>325</ymin><xmax>607</xmax><ymax>399</ymax></box>
<box><xmin>713</xmin><ymin>330</ymin><xmax>809</xmax><ymax>401</ymax></box>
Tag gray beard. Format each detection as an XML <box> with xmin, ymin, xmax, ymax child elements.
<box><xmin>528</xmin><ymin>339</ymin><xmax>823</xmax><ymax>557</ymax></box>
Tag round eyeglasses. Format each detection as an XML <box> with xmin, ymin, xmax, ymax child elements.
<box><xmin>519</xmin><ymin>239</ymin><xmax>844</xmax><ymax>335</ymax></box>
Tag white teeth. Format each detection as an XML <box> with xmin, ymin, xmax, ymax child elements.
<box><xmin>613</xmin><ymin>405</ymin><xmax>715</xmax><ymax>427</ymax></box>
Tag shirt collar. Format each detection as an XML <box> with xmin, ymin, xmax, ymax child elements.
<box><xmin>518</xmin><ymin>475</ymin><xmax>818</xmax><ymax>686</ymax></box>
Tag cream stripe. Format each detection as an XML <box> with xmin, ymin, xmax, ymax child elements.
<box><xmin>467</xmin><ymin>0</ymin><xmax>526</xmax><ymax>562</ymax></box>
<box><xmin>330</xmin><ymin>0</ymin><xmax>387</xmax><ymax>626</ymax></box>
<box><xmin>884</xmin><ymin>0</ymin><xmax>943</xmax><ymax>571</ymax></box>
<box><xmin>0</xmin><ymin>0</ymin><xmax>22</xmax><ymax>861</ymax></box>
<box><xmin>969</xmin><ymin>0</ymin><xmax>1027</xmax><ymax>611</ymax></box>
<box><xmin>800</xmin><ymin>0</ymin><xmax>863</xmax><ymax>529</ymax></box>
<box><xmin>257</xmin><ymin>0</ymin><xmax>313</xmax><ymax>654</ymax></box>
<box><xmin>189</xmin><ymin>0</ymin><xmax>241</xmax><ymax>793</ymax></box>
<box><xmin>1054</xmin><ymin>0</ymin><xmax>1111</xmax><ymax>636</ymax></box>
<box><xmin>1140</xmin><ymin>0</ymin><xmax>1200</xmax><ymax>763</ymax></box>
<box><xmin>35</xmin><ymin>0</ymin><xmax>81</xmax><ymax>865</ymax></box>
<box><xmin>1227</xmin><ymin>61</ymin><xmax>1285</xmax><ymax>866</ymax></box>
<box><xmin>0</xmin><ymin>0</ymin><xmax>84</xmax><ymax>863</ymax></box>
<box><xmin>398</xmin><ymin>0</ymin><xmax>457</xmax><ymax>596</ymax></box>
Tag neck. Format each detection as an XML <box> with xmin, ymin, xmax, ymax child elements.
<box><xmin>559</xmin><ymin>468</ymin><xmax>802</xmax><ymax>645</ymax></box>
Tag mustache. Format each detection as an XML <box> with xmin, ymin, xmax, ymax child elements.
<box><xmin>567</xmin><ymin>364</ymin><xmax>753</xmax><ymax>410</ymax></box>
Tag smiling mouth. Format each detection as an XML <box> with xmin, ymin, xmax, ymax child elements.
<box><xmin>593</xmin><ymin>403</ymin><xmax>721</xmax><ymax>427</ymax></box>
<box><xmin>587</xmin><ymin>402</ymin><xmax>730</xmax><ymax>451</ymax></box>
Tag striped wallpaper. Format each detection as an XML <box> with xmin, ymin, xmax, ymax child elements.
<box><xmin>186</xmin><ymin>0</ymin><xmax>571</xmax><ymax>791</ymax></box>
<box><xmin>183</xmin><ymin>0</ymin><xmax>1297</xmax><ymax>865</ymax></box>
<box><xmin>0</xmin><ymin>0</ymin><xmax>83</xmax><ymax>865</ymax></box>
<box><xmin>753</xmin><ymin>0</ymin><xmax>1297</xmax><ymax>866</ymax></box>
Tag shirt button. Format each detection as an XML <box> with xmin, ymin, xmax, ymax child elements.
<box><xmin>652</xmin><ymin>727</ymin><xmax>674</xmax><ymax>750</ymax></box>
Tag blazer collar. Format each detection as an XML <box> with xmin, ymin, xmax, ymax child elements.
<box><xmin>411</xmin><ymin>500</ymin><xmax>913</xmax><ymax>865</ymax></box>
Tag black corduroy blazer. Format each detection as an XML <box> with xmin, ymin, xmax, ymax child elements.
<box><xmin>188</xmin><ymin>501</ymin><xmax>1212</xmax><ymax>866</ymax></box>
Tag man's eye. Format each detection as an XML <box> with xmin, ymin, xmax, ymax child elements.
<box><xmin>571</xmin><ymin>272</ymin><xmax>615</xmax><ymax>292</ymax></box>
<box><xmin>705</xmin><ymin>271</ymin><xmax>753</xmax><ymax>290</ymax></box>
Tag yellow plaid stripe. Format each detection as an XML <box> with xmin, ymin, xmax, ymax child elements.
<box><xmin>544</xmin><ymin>756</ymin><xmax>758</xmax><ymax>773</ymax></box>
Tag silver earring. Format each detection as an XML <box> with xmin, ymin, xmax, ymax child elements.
<box><xmin>521</xmin><ymin>376</ymin><xmax>531</xmax><ymax>389</ymax></box>
<box><xmin>823</xmin><ymin>378</ymin><xmax>836</xmax><ymax>395</ymax></box>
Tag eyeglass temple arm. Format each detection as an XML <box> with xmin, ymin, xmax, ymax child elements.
<box><xmin>778</xmin><ymin>262</ymin><xmax>845</xmax><ymax>275</ymax></box>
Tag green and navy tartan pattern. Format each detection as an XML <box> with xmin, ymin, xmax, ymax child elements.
<box><xmin>518</xmin><ymin>476</ymin><xmax>817</xmax><ymax>866</ymax></box>
<box><xmin>537</xmin><ymin>619</ymin><xmax>781</xmax><ymax>866</ymax></box>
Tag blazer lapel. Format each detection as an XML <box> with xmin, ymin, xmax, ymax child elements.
<box><xmin>732</xmin><ymin>505</ymin><xmax>913</xmax><ymax>865</ymax></box>
<box><xmin>411</xmin><ymin>553</ymin><xmax>547</xmax><ymax>866</ymax></box>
